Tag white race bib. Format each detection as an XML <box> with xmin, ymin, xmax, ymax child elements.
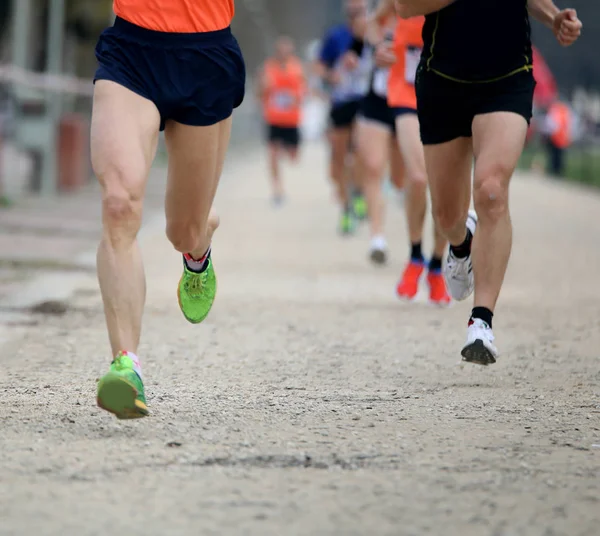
<box><xmin>271</xmin><ymin>91</ymin><xmax>294</xmax><ymax>110</ymax></box>
<box><xmin>373</xmin><ymin>68</ymin><xmax>390</xmax><ymax>98</ymax></box>
<box><xmin>405</xmin><ymin>47</ymin><xmax>421</xmax><ymax>85</ymax></box>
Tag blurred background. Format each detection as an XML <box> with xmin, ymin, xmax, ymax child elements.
<box><xmin>0</xmin><ymin>0</ymin><xmax>598</xmax><ymax>206</ymax></box>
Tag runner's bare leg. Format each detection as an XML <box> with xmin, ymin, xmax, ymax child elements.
<box><xmin>92</xmin><ymin>81</ymin><xmax>160</xmax><ymax>356</ymax></box>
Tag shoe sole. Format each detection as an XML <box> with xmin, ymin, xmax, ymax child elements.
<box><xmin>370</xmin><ymin>250</ymin><xmax>387</xmax><ymax>265</ymax></box>
<box><xmin>461</xmin><ymin>339</ymin><xmax>497</xmax><ymax>366</ymax></box>
<box><xmin>396</xmin><ymin>295</ymin><xmax>453</xmax><ymax>307</ymax></box>
<box><xmin>429</xmin><ymin>298</ymin><xmax>453</xmax><ymax>308</ymax></box>
<box><xmin>97</xmin><ymin>373</ymin><xmax>149</xmax><ymax>420</ymax></box>
<box><xmin>396</xmin><ymin>291</ymin><xmax>418</xmax><ymax>303</ymax></box>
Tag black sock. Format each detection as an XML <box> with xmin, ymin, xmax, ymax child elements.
<box><xmin>428</xmin><ymin>256</ymin><xmax>443</xmax><ymax>273</ymax></box>
<box><xmin>410</xmin><ymin>242</ymin><xmax>424</xmax><ymax>262</ymax></box>
<box><xmin>450</xmin><ymin>229</ymin><xmax>473</xmax><ymax>259</ymax></box>
<box><xmin>470</xmin><ymin>307</ymin><xmax>493</xmax><ymax>328</ymax></box>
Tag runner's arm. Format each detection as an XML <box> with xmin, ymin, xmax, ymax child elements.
<box><xmin>316</xmin><ymin>31</ymin><xmax>342</xmax><ymax>85</ymax></box>
<box><xmin>527</xmin><ymin>0</ymin><xmax>559</xmax><ymax>27</ymax></box>
<box><xmin>394</xmin><ymin>0</ymin><xmax>456</xmax><ymax>18</ymax></box>
<box><xmin>365</xmin><ymin>0</ymin><xmax>394</xmax><ymax>45</ymax></box>
<box><xmin>528</xmin><ymin>0</ymin><xmax>582</xmax><ymax>46</ymax></box>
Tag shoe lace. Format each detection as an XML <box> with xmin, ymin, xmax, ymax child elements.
<box><xmin>472</xmin><ymin>319</ymin><xmax>495</xmax><ymax>341</ymax></box>
<box><xmin>185</xmin><ymin>272</ymin><xmax>207</xmax><ymax>298</ymax></box>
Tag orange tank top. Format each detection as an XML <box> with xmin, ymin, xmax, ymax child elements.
<box><xmin>263</xmin><ymin>58</ymin><xmax>305</xmax><ymax>128</ymax></box>
<box><xmin>388</xmin><ymin>16</ymin><xmax>424</xmax><ymax>109</ymax></box>
<box><xmin>114</xmin><ymin>0</ymin><xmax>235</xmax><ymax>33</ymax></box>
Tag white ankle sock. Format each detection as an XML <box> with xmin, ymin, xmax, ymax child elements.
<box><xmin>121</xmin><ymin>350</ymin><xmax>142</xmax><ymax>379</ymax></box>
<box><xmin>184</xmin><ymin>247</ymin><xmax>211</xmax><ymax>272</ymax></box>
<box><xmin>370</xmin><ymin>235</ymin><xmax>387</xmax><ymax>251</ymax></box>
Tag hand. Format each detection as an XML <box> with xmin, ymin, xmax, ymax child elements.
<box><xmin>375</xmin><ymin>41</ymin><xmax>397</xmax><ymax>68</ymax></box>
<box><xmin>553</xmin><ymin>9</ymin><xmax>582</xmax><ymax>47</ymax></box>
<box><xmin>341</xmin><ymin>51</ymin><xmax>359</xmax><ymax>71</ymax></box>
<box><xmin>328</xmin><ymin>69</ymin><xmax>342</xmax><ymax>86</ymax></box>
<box><xmin>394</xmin><ymin>1</ymin><xmax>410</xmax><ymax>18</ymax></box>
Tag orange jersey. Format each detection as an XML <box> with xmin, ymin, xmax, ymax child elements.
<box><xmin>548</xmin><ymin>102</ymin><xmax>572</xmax><ymax>149</ymax></box>
<box><xmin>114</xmin><ymin>0</ymin><xmax>235</xmax><ymax>33</ymax></box>
<box><xmin>262</xmin><ymin>58</ymin><xmax>305</xmax><ymax>128</ymax></box>
<box><xmin>388</xmin><ymin>16</ymin><xmax>424</xmax><ymax>109</ymax></box>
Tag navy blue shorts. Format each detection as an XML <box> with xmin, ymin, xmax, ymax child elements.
<box><xmin>329</xmin><ymin>100</ymin><xmax>361</xmax><ymax>129</ymax></box>
<box><xmin>392</xmin><ymin>106</ymin><xmax>418</xmax><ymax>119</ymax></box>
<box><xmin>359</xmin><ymin>92</ymin><xmax>396</xmax><ymax>132</ymax></box>
<box><xmin>94</xmin><ymin>17</ymin><xmax>246</xmax><ymax>131</ymax></box>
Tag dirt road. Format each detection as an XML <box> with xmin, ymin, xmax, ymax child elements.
<box><xmin>1</xmin><ymin>144</ymin><xmax>599</xmax><ymax>536</ymax></box>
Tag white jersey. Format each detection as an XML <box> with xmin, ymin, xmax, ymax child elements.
<box><xmin>331</xmin><ymin>45</ymin><xmax>373</xmax><ymax>105</ymax></box>
<box><xmin>368</xmin><ymin>30</ymin><xmax>395</xmax><ymax>99</ymax></box>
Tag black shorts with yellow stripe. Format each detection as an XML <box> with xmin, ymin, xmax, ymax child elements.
<box><xmin>415</xmin><ymin>66</ymin><xmax>536</xmax><ymax>146</ymax></box>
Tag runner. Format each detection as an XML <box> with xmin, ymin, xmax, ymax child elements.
<box><xmin>92</xmin><ymin>0</ymin><xmax>245</xmax><ymax>418</ymax></box>
<box><xmin>316</xmin><ymin>0</ymin><xmax>370</xmax><ymax>234</ymax></box>
<box><xmin>370</xmin><ymin>0</ymin><xmax>450</xmax><ymax>305</ymax></box>
<box><xmin>258</xmin><ymin>36</ymin><xmax>306</xmax><ymax>206</ymax></box>
<box><xmin>354</xmin><ymin>18</ymin><xmax>405</xmax><ymax>264</ymax></box>
<box><xmin>394</xmin><ymin>0</ymin><xmax>581</xmax><ymax>363</ymax></box>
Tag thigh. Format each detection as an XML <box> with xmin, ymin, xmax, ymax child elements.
<box><xmin>355</xmin><ymin>118</ymin><xmax>390</xmax><ymax>176</ymax></box>
<box><xmin>91</xmin><ymin>80</ymin><xmax>160</xmax><ymax>199</ymax></box>
<box><xmin>164</xmin><ymin>117</ymin><xmax>232</xmax><ymax>225</ymax></box>
<box><xmin>415</xmin><ymin>69</ymin><xmax>474</xmax><ymax>146</ymax></box>
<box><xmin>329</xmin><ymin>126</ymin><xmax>352</xmax><ymax>158</ymax></box>
<box><xmin>423</xmin><ymin>137</ymin><xmax>473</xmax><ymax>211</ymax></box>
<box><xmin>471</xmin><ymin>111</ymin><xmax>528</xmax><ymax>187</ymax></box>
<box><xmin>394</xmin><ymin>112</ymin><xmax>425</xmax><ymax>178</ymax></box>
<box><xmin>471</xmin><ymin>74</ymin><xmax>533</xmax><ymax>185</ymax></box>
<box><xmin>389</xmin><ymin>137</ymin><xmax>405</xmax><ymax>188</ymax></box>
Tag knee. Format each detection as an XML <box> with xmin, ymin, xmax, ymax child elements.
<box><xmin>473</xmin><ymin>167</ymin><xmax>510</xmax><ymax>221</ymax></box>
<box><xmin>166</xmin><ymin>219</ymin><xmax>205</xmax><ymax>254</ymax></box>
<box><xmin>101</xmin><ymin>172</ymin><xmax>143</xmax><ymax>244</ymax></box>
<box><xmin>362</xmin><ymin>158</ymin><xmax>383</xmax><ymax>183</ymax></box>
<box><xmin>407</xmin><ymin>170</ymin><xmax>428</xmax><ymax>194</ymax></box>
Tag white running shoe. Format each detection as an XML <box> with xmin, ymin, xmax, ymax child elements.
<box><xmin>369</xmin><ymin>236</ymin><xmax>388</xmax><ymax>265</ymax></box>
<box><xmin>443</xmin><ymin>211</ymin><xmax>477</xmax><ymax>301</ymax></box>
<box><xmin>461</xmin><ymin>318</ymin><xmax>499</xmax><ymax>365</ymax></box>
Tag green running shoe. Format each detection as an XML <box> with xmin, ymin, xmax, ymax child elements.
<box><xmin>339</xmin><ymin>211</ymin><xmax>356</xmax><ymax>235</ymax></box>
<box><xmin>352</xmin><ymin>194</ymin><xmax>367</xmax><ymax>221</ymax></box>
<box><xmin>97</xmin><ymin>352</ymin><xmax>149</xmax><ymax>419</ymax></box>
<box><xmin>178</xmin><ymin>257</ymin><xmax>217</xmax><ymax>324</ymax></box>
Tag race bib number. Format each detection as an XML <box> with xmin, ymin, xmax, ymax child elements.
<box><xmin>271</xmin><ymin>91</ymin><xmax>295</xmax><ymax>110</ymax></box>
<box><xmin>373</xmin><ymin>68</ymin><xmax>390</xmax><ymax>98</ymax></box>
<box><xmin>405</xmin><ymin>46</ymin><xmax>422</xmax><ymax>85</ymax></box>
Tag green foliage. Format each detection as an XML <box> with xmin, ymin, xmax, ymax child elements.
<box><xmin>519</xmin><ymin>145</ymin><xmax>600</xmax><ymax>187</ymax></box>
